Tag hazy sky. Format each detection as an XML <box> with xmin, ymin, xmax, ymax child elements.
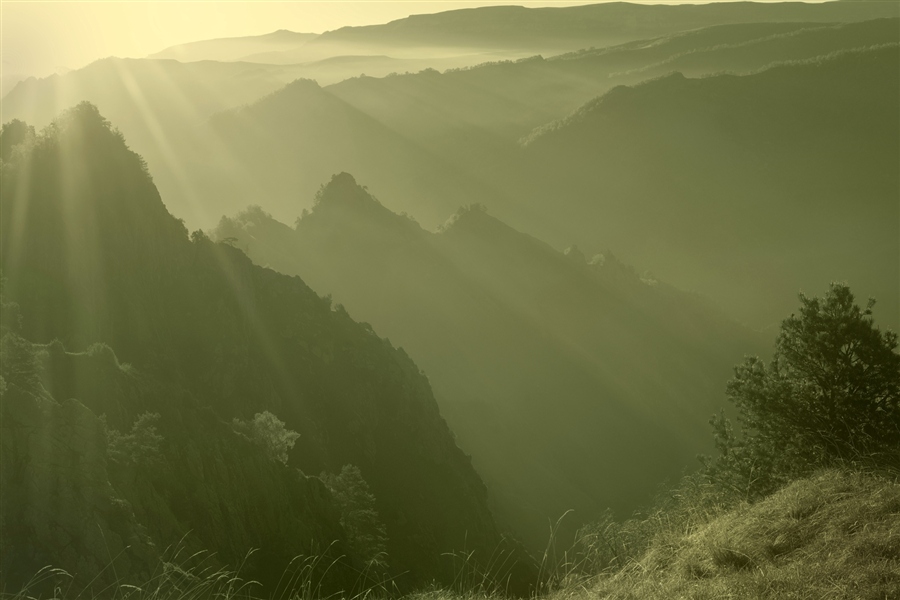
<box><xmin>1</xmin><ymin>0</ymin><xmax>821</xmax><ymax>83</ymax></box>
<box><xmin>0</xmin><ymin>1</ymin><xmax>594</xmax><ymax>81</ymax></box>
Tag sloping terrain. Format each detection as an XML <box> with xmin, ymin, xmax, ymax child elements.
<box><xmin>4</xmin><ymin>17</ymin><xmax>896</xmax><ymax>237</ymax></box>
<box><xmin>309</xmin><ymin>1</ymin><xmax>899</xmax><ymax>55</ymax></box>
<box><xmin>559</xmin><ymin>470</ymin><xmax>900</xmax><ymax>600</ymax></box>
<box><xmin>0</xmin><ymin>333</ymin><xmax>350</xmax><ymax>594</ymax></box>
<box><xmin>149</xmin><ymin>30</ymin><xmax>319</xmax><ymax>62</ymax></box>
<box><xmin>329</xmin><ymin>18</ymin><xmax>899</xmax><ymax>142</ymax></box>
<box><xmin>518</xmin><ymin>45</ymin><xmax>899</xmax><ymax>329</ymax></box>
<box><xmin>213</xmin><ymin>174</ymin><xmax>761</xmax><ymax>551</ymax></box>
<box><xmin>147</xmin><ymin>1</ymin><xmax>898</xmax><ymax>67</ymax></box>
<box><xmin>0</xmin><ymin>105</ymin><xmax>532</xmax><ymax>593</ymax></box>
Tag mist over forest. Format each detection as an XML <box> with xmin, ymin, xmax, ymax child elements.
<box><xmin>1</xmin><ymin>2</ymin><xmax>898</xmax><ymax>599</ymax></box>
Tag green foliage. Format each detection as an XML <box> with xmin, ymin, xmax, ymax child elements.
<box><xmin>1</xmin><ymin>105</ymin><xmax>514</xmax><ymax>589</ymax></box>
<box><xmin>703</xmin><ymin>283</ymin><xmax>900</xmax><ymax>498</ymax></box>
<box><xmin>0</xmin><ymin>119</ymin><xmax>34</xmax><ymax>162</ymax></box>
<box><xmin>232</xmin><ymin>410</ymin><xmax>300</xmax><ymax>465</ymax></box>
<box><xmin>106</xmin><ymin>412</ymin><xmax>164</xmax><ymax>467</ymax></box>
<box><xmin>321</xmin><ymin>465</ymin><xmax>389</xmax><ymax>571</ymax></box>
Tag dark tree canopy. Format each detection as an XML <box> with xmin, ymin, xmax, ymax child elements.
<box><xmin>322</xmin><ymin>464</ymin><xmax>389</xmax><ymax>572</ymax></box>
<box><xmin>705</xmin><ymin>283</ymin><xmax>900</xmax><ymax>497</ymax></box>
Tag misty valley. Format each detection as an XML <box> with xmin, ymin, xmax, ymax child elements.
<box><xmin>0</xmin><ymin>2</ymin><xmax>898</xmax><ymax>600</ymax></box>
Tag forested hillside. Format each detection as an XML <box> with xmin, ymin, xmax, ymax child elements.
<box><xmin>0</xmin><ymin>105</ymin><xmax>533</xmax><ymax>594</ymax></box>
<box><xmin>2</xmin><ymin>2</ymin><xmax>898</xmax><ymax>596</ymax></box>
<box><xmin>519</xmin><ymin>44</ymin><xmax>899</xmax><ymax>328</ymax></box>
<box><xmin>213</xmin><ymin>174</ymin><xmax>762</xmax><ymax>551</ymax></box>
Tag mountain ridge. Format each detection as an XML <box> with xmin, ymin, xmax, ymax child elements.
<box><xmin>0</xmin><ymin>104</ymin><xmax>534</xmax><ymax>593</ymax></box>
<box><xmin>214</xmin><ymin>173</ymin><xmax>762</xmax><ymax>552</ymax></box>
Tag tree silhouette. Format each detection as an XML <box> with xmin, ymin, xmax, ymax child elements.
<box><xmin>704</xmin><ymin>283</ymin><xmax>900</xmax><ymax>497</ymax></box>
<box><xmin>322</xmin><ymin>464</ymin><xmax>388</xmax><ymax>571</ymax></box>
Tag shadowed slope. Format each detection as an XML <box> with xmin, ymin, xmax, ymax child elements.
<box><xmin>517</xmin><ymin>45</ymin><xmax>899</xmax><ymax>330</ymax></box>
<box><xmin>214</xmin><ymin>174</ymin><xmax>762</xmax><ymax>552</ymax></box>
<box><xmin>0</xmin><ymin>105</ymin><xmax>533</xmax><ymax>592</ymax></box>
<box><xmin>206</xmin><ymin>79</ymin><xmax>499</xmax><ymax>227</ymax></box>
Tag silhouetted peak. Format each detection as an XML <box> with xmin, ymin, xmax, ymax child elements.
<box><xmin>0</xmin><ymin>119</ymin><xmax>35</xmax><ymax>161</ymax></box>
<box><xmin>326</xmin><ymin>171</ymin><xmax>358</xmax><ymax>188</ymax></box>
<box><xmin>2</xmin><ymin>103</ymin><xmax>187</xmax><ymax>250</ymax></box>
<box><xmin>280</xmin><ymin>78</ymin><xmax>324</xmax><ymax>95</ymax></box>
<box><xmin>301</xmin><ymin>173</ymin><xmax>422</xmax><ymax>238</ymax></box>
<box><xmin>223</xmin><ymin>78</ymin><xmax>329</xmax><ymax>121</ymax></box>
<box><xmin>52</xmin><ymin>102</ymin><xmax>114</xmax><ymax>135</ymax></box>
<box><xmin>19</xmin><ymin>102</ymin><xmax>149</xmax><ymax>185</ymax></box>
<box><xmin>314</xmin><ymin>172</ymin><xmax>378</xmax><ymax>210</ymax></box>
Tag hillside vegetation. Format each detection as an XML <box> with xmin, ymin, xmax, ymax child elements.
<box><xmin>558</xmin><ymin>469</ymin><xmax>900</xmax><ymax>600</ymax></box>
<box><xmin>213</xmin><ymin>174</ymin><xmax>761</xmax><ymax>552</ymax></box>
<box><xmin>518</xmin><ymin>44</ymin><xmax>899</xmax><ymax>329</ymax></box>
<box><xmin>2</xmin><ymin>3</ymin><xmax>898</xmax><ymax>597</ymax></box>
<box><xmin>0</xmin><ymin>104</ymin><xmax>534</xmax><ymax>594</ymax></box>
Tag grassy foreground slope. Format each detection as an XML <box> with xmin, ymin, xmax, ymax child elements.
<box><xmin>556</xmin><ymin>470</ymin><xmax>900</xmax><ymax>600</ymax></box>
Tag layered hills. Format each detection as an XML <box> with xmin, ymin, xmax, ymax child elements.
<box><xmin>0</xmin><ymin>105</ymin><xmax>532</xmax><ymax>593</ymax></box>
<box><xmin>3</xmin><ymin>3</ymin><xmax>898</xmax><ymax>595</ymax></box>
<box><xmin>518</xmin><ymin>44</ymin><xmax>899</xmax><ymax>329</ymax></box>
<box><xmin>149</xmin><ymin>1</ymin><xmax>900</xmax><ymax>64</ymax></box>
<box><xmin>213</xmin><ymin>174</ymin><xmax>762</xmax><ymax>551</ymax></box>
<box><xmin>207</xmin><ymin>33</ymin><xmax>899</xmax><ymax>330</ymax></box>
<box><xmin>150</xmin><ymin>30</ymin><xmax>320</xmax><ymax>62</ymax></box>
<box><xmin>4</xmin><ymin>20</ymin><xmax>896</xmax><ymax>330</ymax></box>
<box><xmin>311</xmin><ymin>1</ymin><xmax>898</xmax><ymax>51</ymax></box>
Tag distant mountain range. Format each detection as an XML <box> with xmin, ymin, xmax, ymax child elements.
<box><xmin>4</xmin><ymin>16</ymin><xmax>896</xmax><ymax>331</ymax></box>
<box><xmin>309</xmin><ymin>1</ymin><xmax>898</xmax><ymax>51</ymax></box>
<box><xmin>149</xmin><ymin>29</ymin><xmax>320</xmax><ymax>62</ymax></box>
<box><xmin>148</xmin><ymin>1</ymin><xmax>900</xmax><ymax>64</ymax></box>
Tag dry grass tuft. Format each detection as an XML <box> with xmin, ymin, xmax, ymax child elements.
<box><xmin>553</xmin><ymin>469</ymin><xmax>900</xmax><ymax>600</ymax></box>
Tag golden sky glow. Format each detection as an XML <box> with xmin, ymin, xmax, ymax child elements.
<box><xmin>1</xmin><ymin>1</ymin><xmax>826</xmax><ymax>85</ymax></box>
<box><xmin>1</xmin><ymin>2</ymin><xmax>592</xmax><ymax>80</ymax></box>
